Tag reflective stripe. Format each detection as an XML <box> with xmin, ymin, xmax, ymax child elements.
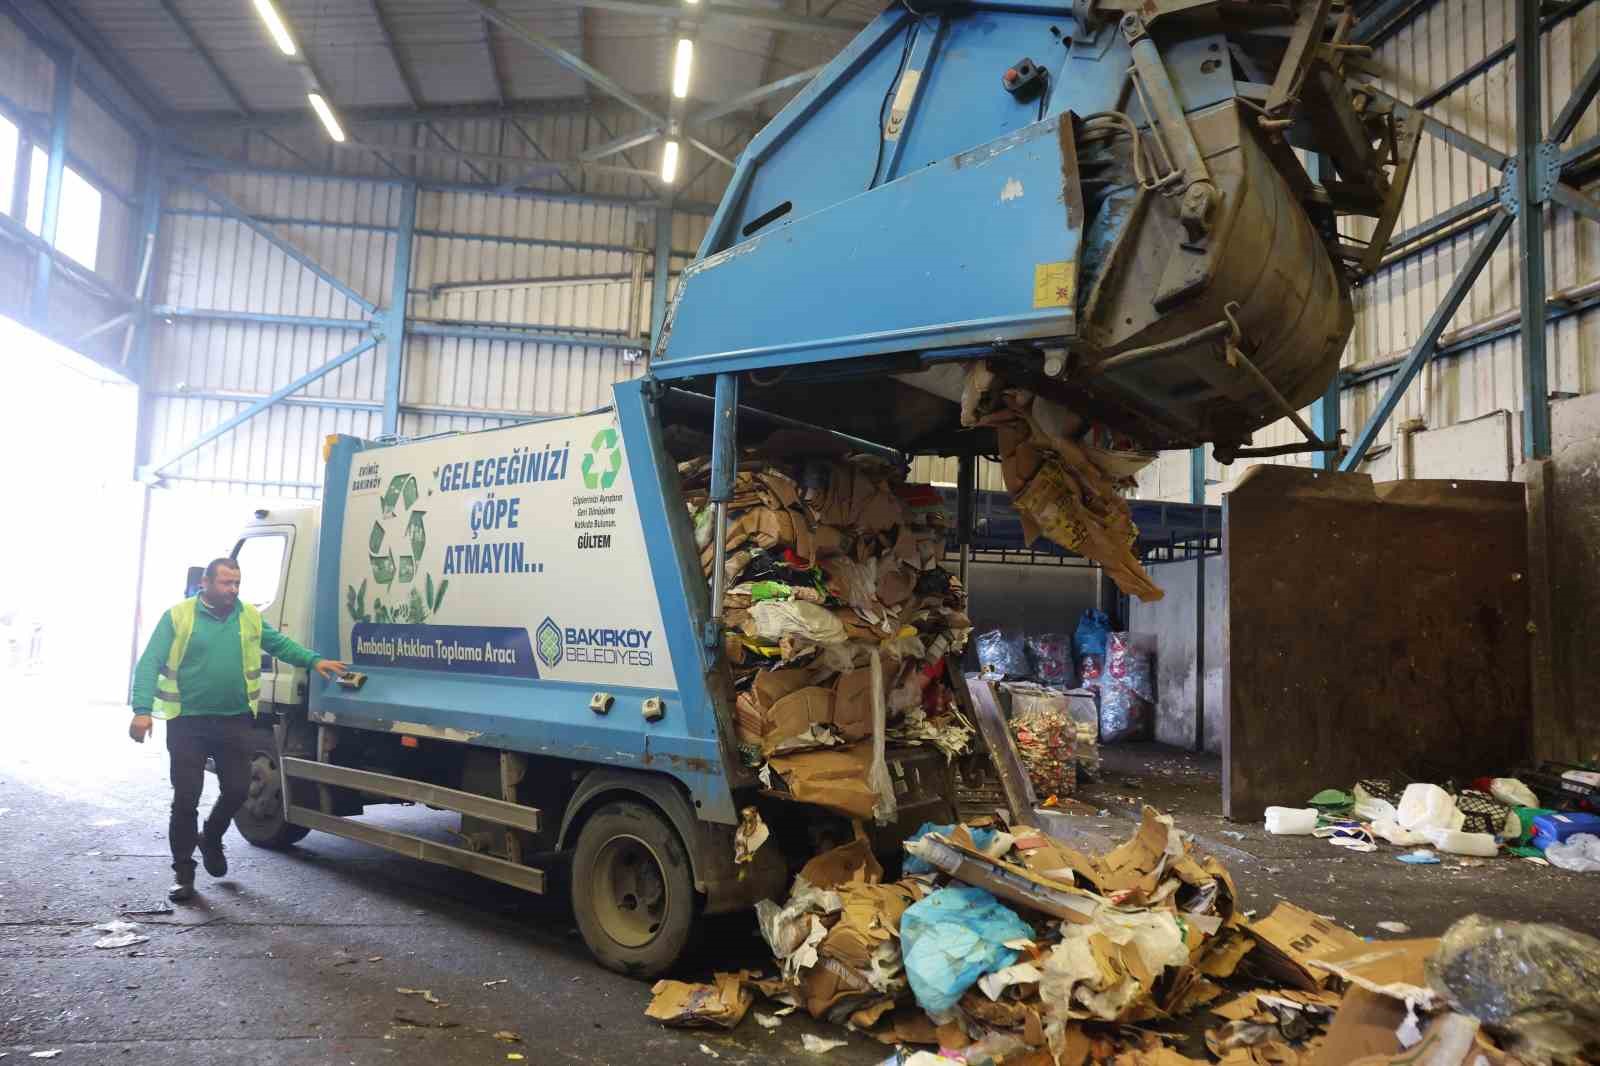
<box><xmin>157</xmin><ymin>598</ymin><xmax>265</xmax><ymax>719</ymax></box>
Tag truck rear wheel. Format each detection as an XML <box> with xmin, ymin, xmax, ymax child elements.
<box><xmin>570</xmin><ymin>800</ymin><xmax>698</xmax><ymax>978</ymax></box>
<box><xmin>234</xmin><ymin>748</ymin><xmax>310</xmax><ymax>849</ymax></box>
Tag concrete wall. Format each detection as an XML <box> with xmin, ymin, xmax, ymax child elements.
<box><xmin>1128</xmin><ymin>558</ymin><xmax>1224</xmax><ymax>754</ymax></box>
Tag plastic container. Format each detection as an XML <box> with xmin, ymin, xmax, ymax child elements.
<box><xmin>1265</xmin><ymin>807</ymin><xmax>1318</xmax><ymax>835</ymax></box>
<box><xmin>1531</xmin><ymin>811</ymin><xmax>1600</xmax><ymax>848</ymax></box>
<box><xmin>1421</xmin><ymin>829</ymin><xmax>1499</xmax><ymax>857</ymax></box>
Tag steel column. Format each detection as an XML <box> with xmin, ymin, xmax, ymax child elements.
<box><xmin>382</xmin><ymin>182</ymin><xmax>418</xmax><ymax>434</ymax></box>
<box><xmin>29</xmin><ymin>46</ymin><xmax>74</xmax><ymax>328</ymax></box>
<box><xmin>1311</xmin><ymin>374</ymin><xmax>1340</xmax><ymax>470</ymax></box>
<box><xmin>650</xmin><ymin>205</ymin><xmax>673</xmax><ymax>352</ymax></box>
<box><xmin>147</xmin><ymin>335</ymin><xmax>381</xmax><ymax>478</ymax></box>
<box><xmin>1340</xmin><ymin>210</ymin><xmax>1513</xmax><ymax>471</ymax></box>
<box><xmin>1189</xmin><ymin>448</ymin><xmax>1205</xmax><ymax>503</ymax></box>
<box><xmin>1517</xmin><ymin>2</ymin><xmax>1552</xmax><ymax>461</ymax></box>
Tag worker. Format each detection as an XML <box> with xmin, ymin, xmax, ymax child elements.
<box><xmin>129</xmin><ymin>557</ymin><xmax>347</xmax><ymax>902</ymax></box>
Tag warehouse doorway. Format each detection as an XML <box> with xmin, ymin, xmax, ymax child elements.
<box><xmin>0</xmin><ymin>315</ymin><xmax>141</xmax><ymax>705</ymax></box>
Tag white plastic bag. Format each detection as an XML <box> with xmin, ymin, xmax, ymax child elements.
<box><xmin>1544</xmin><ymin>833</ymin><xmax>1600</xmax><ymax>873</ymax></box>
<box><xmin>1396</xmin><ymin>783</ymin><xmax>1464</xmax><ymax>832</ymax></box>
<box><xmin>1489</xmin><ymin>778</ymin><xmax>1539</xmax><ymax>808</ymax></box>
<box><xmin>1264</xmin><ymin>807</ymin><xmax>1318</xmax><ymax>835</ymax></box>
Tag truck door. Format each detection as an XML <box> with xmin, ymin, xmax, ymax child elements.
<box><xmin>231</xmin><ymin>527</ymin><xmax>295</xmax><ymax>707</ymax></box>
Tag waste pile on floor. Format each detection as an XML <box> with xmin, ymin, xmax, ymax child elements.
<box><xmin>679</xmin><ymin>449</ymin><xmax>976</xmax><ymax>817</ymax></box>
<box><xmin>1268</xmin><ymin>770</ymin><xmax>1600</xmax><ymax>872</ymax></box>
<box><xmin>648</xmin><ymin>806</ymin><xmax>1600</xmax><ymax>1063</ymax></box>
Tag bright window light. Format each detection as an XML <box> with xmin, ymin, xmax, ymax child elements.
<box><xmin>56</xmin><ymin>168</ymin><xmax>102</xmax><ymax>270</ymax></box>
<box><xmin>25</xmin><ymin>146</ymin><xmax>45</xmax><ymax>234</ymax></box>
<box><xmin>23</xmin><ymin>147</ymin><xmax>104</xmax><ymax>269</ymax></box>
<box><xmin>660</xmin><ymin>139</ymin><xmax>680</xmax><ymax>184</ymax></box>
<box><xmin>672</xmin><ymin>38</ymin><xmax>694</xmax><ymax>99</ymax></box>
<box><xmin>0</xmin><ymin>114</ymin><xmax>17</xmax><ymax>216</ymax></box>
<box><xmin>307</xmin><ymin>93</ymin><xmax>347</xmax><ymax>143</ymax></box>
<box><xmin>252</xmin><ymin>0</ymin><xmax>298</xmax><ymax>56</ymax></box>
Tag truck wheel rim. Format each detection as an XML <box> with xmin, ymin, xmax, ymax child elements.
<box><xmin>592</xmin><ymin>833</ymin><xmax>668</xmax><ymax>949</ymax></box>
<box><xmin>245</xmin><ymin>753</ymin><xmax>282</xmax><ymax>821</ymax></box>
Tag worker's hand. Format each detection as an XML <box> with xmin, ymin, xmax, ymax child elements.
<box><xmin>313</xmin><ymin>659</ymin><xmax>349</xmax><ymax>681</ymax></box>
<box><xmin>129</xmin><ymin>714</ymin><xmax>153</xmax><ymax>744</ymax></box>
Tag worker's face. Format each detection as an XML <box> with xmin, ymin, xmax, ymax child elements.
<box><xmin>204</xmin><ymin>565</ymin><xmax>241</xmax><ymax>610</ymax></box>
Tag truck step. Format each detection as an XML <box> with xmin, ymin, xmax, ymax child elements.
<box><xmin>285</xmin><ymin>804</ymin><xmax>546</xmax><ymax>894</ymax></box>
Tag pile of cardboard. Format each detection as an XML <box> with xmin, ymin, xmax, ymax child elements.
<box><xmin>680</xmin><ymin>450</ymin><xmax>975</xmax><ymax>819</ymax></box>
<box><xmin>960</xmin><ymin>362</ymin><xmax>1163</xmax><ymax>603</ymax></box>
<box><xmin>648</xmin><ymin>808</ymin><xmax>1560</xmax><ymax>1065</ymax></box>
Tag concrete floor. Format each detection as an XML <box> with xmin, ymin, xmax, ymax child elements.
<box><xmin>3</xmin><ymin>694</ymin><xmax>1596</xmax><ymax>1065</ymax></box>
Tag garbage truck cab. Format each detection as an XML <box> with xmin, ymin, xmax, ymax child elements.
<box><xmin>222</xmin><ymin>382</ymin><xmax>961</xmax><ymax>978</ymax></box>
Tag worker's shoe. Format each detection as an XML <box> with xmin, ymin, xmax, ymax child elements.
<box><xmin>198</xmin><ymin>833</ymin><xmax>228</xmax><ymax>877</ymax></box>
<box><xmin>169</xmin><ymin>863</ymin><xmax>196</xmax><ymax>902</ymax></box>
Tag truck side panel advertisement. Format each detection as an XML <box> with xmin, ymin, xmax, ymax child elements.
<box><xmin>337</xmin><ymin>411</ymin><xmax>676</xmax><ymax>691</ymax></box>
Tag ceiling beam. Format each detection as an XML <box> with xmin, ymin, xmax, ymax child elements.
<box><xmin>368</xmin><ymin>0</ymin><xmax>424</xmax><ymax>108</ymax></box>
<box><xmin>554</xmin><ymin>0</ymin><xmax>866</xmax><ymax>37</ymax></box>
<box><xmin>155</xmin><ymin>0</ymin><xmax>250</xmax><ymax>114</ymax></box>
<box><xmin>176</xmin><ymin>97</ymin><xmax>654</xmax><ymax>133</ymax></box>
<box><xmin>689</xmin><ymin>65</ymin><xmax>821</xmax><ymax>126</ymax></box>
<box><xmin>12</xmin><ymin>0</ymin><xmax>169</xmax><ymax>123</ymax></box>
<box><xmin>324</xmin><ymin>137</ymin><xmax>659</xmax><ymax>181</ymax></box>
<box><xmin>581</xmin><ymin>125</ymin><xmax>664</xmax><ymax>161</ymax></box>
<box><xmin>461</xmin><ymin>0</ymin><xmax>667</xmax><ymax>126</ymax></box>
<box><xmin>482</xmin><ymin>17</ymin><xmax>510</xmax><ymax>106</ymax></box>
<box><xmin>687</xmin><ymin>135</ymin><xmax>735</xmax><ymax>169</ymax></box>
<box><xmin>507</xmin><ymin>118</ymin><xmax>581</xmax><ymax>193</ymax></box>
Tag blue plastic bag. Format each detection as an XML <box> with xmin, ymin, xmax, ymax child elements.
<box><xmin>901</xmin><ymin>823</ymin><xmax>1005</xmax><ymax>876</ymax></box>
<box><xmin>900</xmin><ymin>885</ymin><xmax>1032</xmax><ymax>1014</ymax></box>
<box><xmin>1073</xmin><ymin>609</ymin><xmax>1110</xmax><ymax>660</ymax></box>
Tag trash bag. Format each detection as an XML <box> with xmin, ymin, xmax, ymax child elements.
<box><xmin>1025</xmin><ymin>633</ymin><xmax>1075</xmax><ymax>685</ymax></box>
<box><xmin>1098</xmin><ymin>632</ymin><xmax>1153</xmax><ymax>743</ymax></box>
<box><xmin>899</xmin><ymin>884</ymin><xmax>1032</xmax><ymax>1014</ymax></box>
<box><xmin>1425</xmin><ymin>914</ymin><xmax>1600</xmax><ymax>1064</ymax></box>
<box><xmin>1073</xmin><ymin>609</ymin><xmax>1110</xmax><ymax>661</ymax></box>
<box><xmin>974</xmin><ymin>629</ymin><xmax>1028</xmax><ymax>680</ymax></box>
<box><xmin>1544</xmin><ymin>833</ymin><xmax>1600</xmax><ymax>873</ymax></box>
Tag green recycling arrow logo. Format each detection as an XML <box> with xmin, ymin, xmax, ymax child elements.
<box><xmin>581</xmin><ymin>428</ymin><xmax>623</xmax><ymax>490</ymax></box>
<box><xmin>347</xmin><ymin>472</ymin><xmax>447</xmax><ymax>625</ymax></box>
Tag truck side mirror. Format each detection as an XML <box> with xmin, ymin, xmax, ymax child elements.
<box><xmin>185</xmin><ymin>566</ymin><xmax>204</xmax><ymax>598</ymax></box>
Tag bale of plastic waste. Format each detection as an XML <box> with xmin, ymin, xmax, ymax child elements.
<box><xmin>975</xmin><ymin>629</ymin><xmax>1028</xmax><ymax>680</ymax></box>
<box><xmin>1098</xmin><ymin>632</ymin><xmax>1153</xmax><ymax>743</ymax></box>
<box><xmin>1425</xmin><ymin>914</ymin><xmax>1600</xmax><ymax>1064</ymax></box>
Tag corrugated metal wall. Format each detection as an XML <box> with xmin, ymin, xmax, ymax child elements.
<box><xmin>147</xmin><ymin>110</ymin><xmax>732</xmax><ymax>495</ymax></box>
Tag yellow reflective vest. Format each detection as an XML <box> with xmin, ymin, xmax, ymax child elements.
<box><xmin>151</xmin><ymin>598</ymin><xmax>264</xmax><ymax>720</ymax></box>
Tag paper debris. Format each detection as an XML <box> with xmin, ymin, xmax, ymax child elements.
<box><xmin>492</xmin><ymin>1030</ymin><xmax>521</xmax><ymax>1043</ymax></box>
<box><xmin>93</xmin><ymin>919</ymin><xmax>148</xmax><ymax>949</ymax></box>
<box><xmin>29</xmin><ymin>1054</ymin><xmax>62</xmax><ymax>1061</ymax></box>
<box><xmin>482</xmin><ymin>978</ymin><xmax>509</xmax><ymax>988</ymax></box>
<box><xmin>801</xmin><ymin>1034</ymin><xmax>849</xmax><ymax>1053</ymax></box>
<box><xmin>506</xmin><ymin>1054</ymin><xmax>525</xmax><ymax>1061</ymax></box>
<box><xmin>1377</xmin><ymin>921</ymin><xmax>1410</xmax><ymax>935</ymax></box>
<box><xmin>645</xmin><ymin>972</ymin><xmax>754</xmax><ymax>1029</ymax></box>
<box><xmin>698</xmin><ymin>1044</ymin><xmax>719</xmax><ymax>1059</ymax></box>
<box><xmin>734</xmin><ymin>805</ymin><xmax>771</xmax><ymax>864</ymax></box>
<box><xmin>396</xmin><ymin>987</ymin><xmax>445</xmax><ymax>1006</ymax></box>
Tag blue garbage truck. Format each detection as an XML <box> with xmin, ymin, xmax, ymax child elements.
<box><xmin>216</xmin><ymin>0</ymin><xmax>1410</xmax><ymax>976</ymax></box>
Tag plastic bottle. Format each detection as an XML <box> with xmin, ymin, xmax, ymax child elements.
<box><xmin>1264</xmin><ymin>807</ymin><xmax>1318</xmax><ymax>835</ymax></box>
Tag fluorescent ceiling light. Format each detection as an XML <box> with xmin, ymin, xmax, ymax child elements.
<box><xmin>661</xmin><ymin>140</ymin><xmax>680</xmax><ymax>184</ymax></box>
<box><xmin>672</xmin><ymin>38</ymin><xmax>694</xmax><ymax>99</ymax></box>
<box><xmin>307</xmin><ymin>93</ymin><xmax>346</xmax><ymax>143</ymax></box>
<box><xmin>252</xmin><ymin>0</ymin><xmax>298</xmax><ymax>56</ymax></box>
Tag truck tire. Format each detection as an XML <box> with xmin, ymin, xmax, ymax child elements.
<box><xmin>570</xmin><ymin>800</ymin><xmax>698</xmax><ymax>978</ymax></box>
<box><xmin>233</xmin><ymin>748</ymin><xmax>310</xmax><ymax>849</ymax></box>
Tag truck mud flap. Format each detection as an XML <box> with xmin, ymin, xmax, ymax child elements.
<box><xmin>281</xmin><ymin>757</ymin><xmax>545</xmax><ymax>894</ymax></box>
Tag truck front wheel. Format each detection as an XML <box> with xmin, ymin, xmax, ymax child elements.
<box><xmin>233</xmin><ymin>749</ymin><xmax>311</xmax><ymax>849</ymax></box>
<box><xmin>570</xmin><ymin>800</ymin><xmax>698</xmax><ymax>977</ymax></box>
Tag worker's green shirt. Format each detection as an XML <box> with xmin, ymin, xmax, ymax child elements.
<box><xmin>131</xmin><ymin>599</ymin><xmax>324</xmax><ymax>716</ymax></box>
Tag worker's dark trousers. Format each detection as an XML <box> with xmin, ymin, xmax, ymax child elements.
<box><xmin>166</xmin><ymin>713</ymin><xmax>254</xmax><ymax>879</ymax></box>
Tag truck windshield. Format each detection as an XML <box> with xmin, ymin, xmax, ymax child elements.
<box><xmin>231</xmin><ymin>533</ymin><xmax>288</xmax><ymax>610</ymax></box>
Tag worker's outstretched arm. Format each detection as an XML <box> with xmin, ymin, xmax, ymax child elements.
<box><xmin>128</xmin><ymin>612</ymin><xmax>176</xmax><ymax>742</ymax></box>
<box><xmin>262</xmin><ymin>621</ymin><xmax>347</xmax><ymax>680</ymax></box>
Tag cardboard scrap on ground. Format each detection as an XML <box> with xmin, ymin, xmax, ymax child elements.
<box><xmin>1245</xmin><ymin>902</ymin><xmax>1366</xmax><ymax>991</ymax></box>
<box><xmin>799</xmin><ymin>837</ymin><xmax>881</xmax><ymax>889</ymax></box>
<box><xmin>1312</xmin><ymin>988</ymin><xmax>1407</xmax><ymax>1066</ymax></box>
<box><xmin>1339</xmin><ymin>1010</ymin><xmax>1524</xmax><ymax>1066</ymax></box>
<box><xmin>1306</xmin><ymin>938</ymin><xmax>1441</xmax><ymax>1011</ymax></box>
<box><xmin>764</xmin><ymin>742</ymin><xmax>879</xmax><ymax>819</ymax></box>
<box><xmin>645</xmin><ymin>972</ymin><xmax>755</xmax><ymax>1029</ymax></box>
